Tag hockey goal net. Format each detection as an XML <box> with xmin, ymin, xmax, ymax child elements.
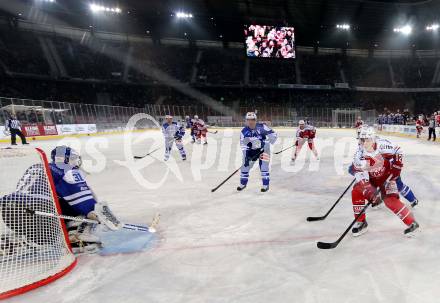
<box><xmin>0</xmin><ymin>148</ymin><xmax>76</xmax><ymax>299</ymax></box>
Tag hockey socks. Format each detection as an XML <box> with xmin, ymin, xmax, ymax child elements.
<box><xmin>396</xmin><ymin>178</ymin><xmax>418</xmax><ymax>207</ymax></box>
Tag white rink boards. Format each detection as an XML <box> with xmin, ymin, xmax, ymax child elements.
<box><xmin>3</xmin><ymin>128</ymin><xmax>440</xmax><ymax>303</ymax></box>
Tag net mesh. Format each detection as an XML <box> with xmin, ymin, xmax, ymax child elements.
<box><xmin>0</xmin><ymin>148</ymin><xmax>76</xmax><ymax>298</ymax></box>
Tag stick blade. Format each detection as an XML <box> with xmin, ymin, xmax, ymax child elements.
<box><xmin>317</xmin><ymin>241</ymin><xmax>338</xmax><ymax>250</ymax></box>
<box><xmin>134</xmin><ymin>156</ymin><xmax>144</xmax><ymax>159</ymax></box>
<box><xmin>306</xmin><ymin>216</ymin><xmax>325</xmax><ymax>222</ymax></box>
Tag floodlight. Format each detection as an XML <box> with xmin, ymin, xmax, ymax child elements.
<box><xmin>89</xmin><ymin>3</ymin><xmax>121</xmax><ymax>14</ymax></box>
<box><xmin>176</xmin><ymin>12</ymin><xmax>193</xmax><ymax>19</ymax></box>
<box><xmin>394</xmin><ymin>25</ymin><xmax>412</xmax><ymax>35</ymax></box>
<box><xmin>426</xmin><ymin>24</ymin><xmax>439</xmax><ymax>31</ymax></box>
<box><xmin>336</xmin><ymin>24</ymin><xmax>350</xmax><ymax>30</ymax></box>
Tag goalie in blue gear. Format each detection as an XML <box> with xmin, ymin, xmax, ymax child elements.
<box><xmin>238</xmin><ymin>112</ymin><xmax>278</xmax><ymax>192</ymax></box>
<box><xmin>348</xmin><ymin>164</ymin><xmax>419</xmax><ymax>207</ymax></box>
<box><xmin>49</xmin><ymin>146</ymin><xmax>122</xmax><ymax>252</ymax></box>
<box><xmin>162</xmin><ymin>115</ymin><xmax>186</xmax><ymax>161</ymax></box>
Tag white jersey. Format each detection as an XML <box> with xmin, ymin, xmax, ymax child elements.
<box><xmin>352</xmin><ymin>138</ymin><xmax>402</xmax><ymax>184</ymax></box>
<box><xmin>162</xmin><ymin>122</ymin><xmax>184</xmax><ymax>140</ymax></box>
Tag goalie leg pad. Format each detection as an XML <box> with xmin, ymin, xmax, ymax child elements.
<box><xmin>69</xmin><ymin>222</ymin><xmax>101</xmax><ymax>244</ymax></box>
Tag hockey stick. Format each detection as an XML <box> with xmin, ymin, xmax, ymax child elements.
<box><xmin>306</xmin><ymin>179</ymin><xmax>355</xmax><ymax>221</ymax></box>
<box><xmin>134</xmin><ymin>147</ymin><xmax>161</xmax><ymax>159</ymax></box>
<box><xmin>211</xmin><ymin>167</ymin><xmax>241</xmax><ymax>193</ymax></box>
<box><xmin>25</xmin><ymin>209</ymin><xmax>160</xmax><ymax>233</ymax></box>
<box><xmin>208</xmin><ymin>130</ymin><xmax>218</xmax><ymax>134</ymax></box>
<box><xmin>274</xmin><ymin>145</ymin><xmax>294</xmax><ymax>155</ymax></box>
<box><xmin>211</xmin><ymin>150</ymin><xmax>264</xmax><ymax>192</ymax></box>
<box><xmin>317</xmin><ymin>177</ymin><xmax>390</xmax><ymax>250</ymax></box>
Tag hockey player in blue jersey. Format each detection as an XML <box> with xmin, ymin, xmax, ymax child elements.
<box><xmin>185</xmin><ymin>115</ymin><xmax>192</xmax><ymax>129</ymax></box>
<box><xmin>49</xmin><ymin>146</ymin><xmax>122</xmax><ymax>252</ymax></box>
<box><xmin>185</xmin><ymin>115</ymin><xmax>196</xmax><ymax>143</ymax></box>
<box><xmin>238</xmin><ymin>112</ymin><xmax>278</xmax><ymax>192</ymax></box>
<box><xmin>162</xmin><ymin>115</ymin><xmax>187</xmax><ymax>161</ymax></box>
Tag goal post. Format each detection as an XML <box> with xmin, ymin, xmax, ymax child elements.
<box><xmin>0</xmin><ymin>148</ymin><xmax>77</xmax><ymax>299</ymax></box>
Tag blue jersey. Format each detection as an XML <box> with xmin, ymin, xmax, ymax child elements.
<box><xmin>240</xmin><ymin>123</ymin><xmax>277</xmax><ymax>156</ymax></box>
<box><xmin>185</xmin><ymin>118</ymin><xmax>192</xmax><ymax>128</ymax></box>
<box><xmin>162</xmin><ymin>122</ymin><xmax>185</xmax><ymax>140</ymax></box>
<box><xmin>49</xmin><ymin>163</ymin><xmax>96</xmax><ymax>217</ymax></box>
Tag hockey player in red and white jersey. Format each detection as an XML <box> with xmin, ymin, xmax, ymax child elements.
<box><xmin>291</xmin><ymin>120</ymin><xmax>319</xmax><ymax>163</ymax></box>
<box><xmin>193</xmin><ymin>115</ymin><xmax>208</xmax><ymax>145</ymax></box>
<box><xmin>415</xmin><ymin>116</ymin><xmax>424</xmax><ymax>138</ymax></box>
<box><xmin>350</xmin><ymin>126</ymin><xmax>419</xmax><ymax>236</ymax></box>
<box><xmin>354</xmin><ymin>116</ymin><xmax>364</xmax><ymax>139</ymax></box>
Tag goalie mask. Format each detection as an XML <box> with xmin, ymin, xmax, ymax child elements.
<box><xmin>51</xmin><ymin>146</ymin><xmax>82</xmax><ymax>169</ymax></box>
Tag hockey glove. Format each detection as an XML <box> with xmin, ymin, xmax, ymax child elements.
<box><xmin>360</xmin><ymin>180</ymin><xmax>378</xmax><ymax>203</ymax></box>
<box><xmin>390</xmin><ymin>156</ymin><xmax>403</xmax><ymax>181</ymax></box>
<box><xmin>348</xmin><ymin>164</ymin><xmax>355</xmax><ymax>176</ymax></box>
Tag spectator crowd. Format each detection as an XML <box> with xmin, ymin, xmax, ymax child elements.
<box><xmin>245</xmin><ymin>25</ymin><xmax>295</xmax><ymax>59</ymax></box>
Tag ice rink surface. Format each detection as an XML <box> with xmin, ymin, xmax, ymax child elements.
<box><xmin>3</xmin><ymin>128</ymin><xmax>440</xmax><ymax>303</ymax></box>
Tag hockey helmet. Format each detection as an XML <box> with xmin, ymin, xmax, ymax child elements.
<box><xmin>245</xmin><ymin>112</ymin><xmax>257</xmax><ymax>120</ymax></box>
<box><xmin>358</xmin><ymin>126</ymin><xmax>376</xmax><ymax>140</ymax></box>
<box><xmin>194</xmin><ymin>115</ymin><xmax>199</xmax><ymax>119</ymax></box>
<box><xmin>51</xmin><ymin>146</ymin><xmax>82</xmax><ymax>169</ymax></box>
<box><xmin>298</xmin><ymin>120</ymin><xmax>305</xmax><ymax>125</ymax></box>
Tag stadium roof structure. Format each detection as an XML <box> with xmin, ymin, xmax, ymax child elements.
<box><xmin>1</xmin><ymin>0</ymin><xmax>440</xmax><ymax>49</ymax></box>
<box><xmin>1</xmin><ymin>105</ymin><xmax>68</xmax><ymax>113</ymax></box>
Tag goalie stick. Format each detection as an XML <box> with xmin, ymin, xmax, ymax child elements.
<box><xmin>316</xmin><ymin>177</ymin><xmax>391</xmax><ymax>249</ymax></box>
<box><xmin>25</xmin><ymin>208</ymin><xmax>161</xmax><ymax>233</ymax></box>
<box><xmin>134</xmin><ymin>147</ymin><xmax>161</xmax><ymax>159</ymax></box>
<box><xmin>211</xmin><ymin>150</ymin><xmax>264</xmax><ymax>192</ymax></box>
<box><xmin>274</xmin><ymin>145</ymin><xmax>294</xmax><ymax>155</ymax></box>
<box><xmin>306</xmin><ymin>179</ymin><xmax>355</xmax><ymax>221</ymax></box>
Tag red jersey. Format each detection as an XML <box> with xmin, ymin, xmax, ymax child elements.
<box><xmin>193</xmin><ymin>119</ymin><xmax>207</xmax><ymax>132</ymax></box>
<box><xmin>354</xmin><ymin>120</ymin><xmax>364</xmax><ymax>129</ymax></box>
<box><xmin>296</xmin><ymin>125</ymin><xmax>316</xmax><ymax>139</ymax></box>
<box><xmin>352</xmin><ymin>138</ymin><xmax>402</xmax><ymax>187</ymax></box>
<box><xmin>416</xmin><ymin>119</ymin><xmax>424</xmax><ymax>128</ymax></box>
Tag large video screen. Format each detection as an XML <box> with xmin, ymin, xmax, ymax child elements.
<box><xmin>244</xmin><ymin>25</ymin><xmax>295</xmax><ymax>59</ymax></box>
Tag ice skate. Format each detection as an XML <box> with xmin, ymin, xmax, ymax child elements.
<box><xmin>404</xmin><ymin>222</ymin><xmax>420</xmax><ymax>237</ymax></box>
<box><xmin>237</xmin><ymin>184</ymin><xmax>247</xmax><ymax>191</ymax></box>
<box><xmin>352</xmin><ymin>221</ymin><xmax>368</xmax><ymax>237</ymax></box>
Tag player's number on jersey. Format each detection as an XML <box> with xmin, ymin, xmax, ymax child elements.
<box><xmin>73</xmin><ymin>172</ymin><xmax>84</xmax><ymax>183</ymax></box>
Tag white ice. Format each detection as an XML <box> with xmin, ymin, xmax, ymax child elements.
<box><xmin>3</xmin><ymin>128</ymin><xmax>440</xmax><ymax>303</ymax></box>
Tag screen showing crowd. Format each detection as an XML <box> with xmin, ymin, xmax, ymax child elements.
<box><xmin>244</xmin><ymin>25</ymin><xmax>296</xmax><ymax>59</ymax></box>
